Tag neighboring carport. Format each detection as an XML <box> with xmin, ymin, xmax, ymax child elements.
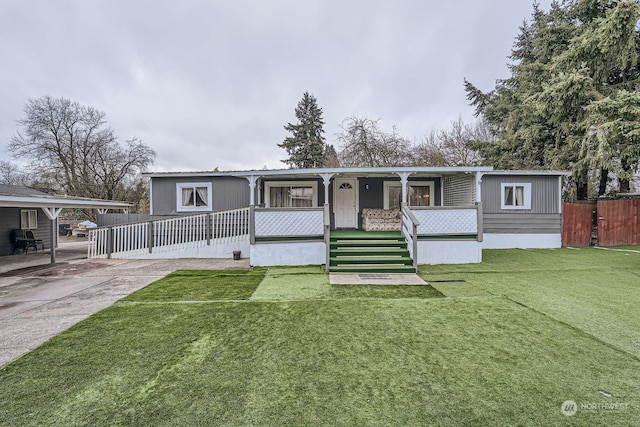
<box><xmin>0</xmin><ymin>185</ymin><xmax>130</xmax><ymax>264</ymax></box>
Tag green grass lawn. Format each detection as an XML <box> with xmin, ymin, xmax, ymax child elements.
<box><xmin>1</xmin><ymin>249</ymin><xmax>639</xmax><ymax>426</ymax></box>
<box><xmin>420</xmin><ymin>246</ymin><xmax>640</xmax><ymax>359</ymax></box>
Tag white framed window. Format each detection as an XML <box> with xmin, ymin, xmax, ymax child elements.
<box><xmin>176</xmin><ymin>182</ymin><xmax>213</xmax><ymax>212</ymax></box>
<box><xmin>383</xmin><ymin>181</ymin><xmax>434</xmax><ymax>209</ymax></box>
<box><xmin>21</xmin><ymin>209</ymin><xmax>38</xmax><ymax>229</ymax></box>
<box><xmin>264</xmin><ymin>181</ymin><xmax>318</xmax><ymax>208</ymax></box>
<box><xmin>501</xmin><ymin>183</ymin><xmax>532</xmax><ymax>210</ymax></box>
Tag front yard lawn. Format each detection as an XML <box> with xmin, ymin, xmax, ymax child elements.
<box><xmin>0</xmin><ymin>248</ymin><xmax>639</xmax><ymax>426</ymax></box>
<box><xmin>420</xmin><ymin>246</ymin><xmax>640</xmax><ymax>358</ymax></box>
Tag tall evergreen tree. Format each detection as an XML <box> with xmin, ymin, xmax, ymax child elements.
<box><xmin>465</xmin><ymin>1</ymin><xmax>640</xmax><ymax>199</ymax></box>
<box><xmin>279</xmin><ymin>92</ymin><xmax>327</xmax><ymax>168</ymax></box>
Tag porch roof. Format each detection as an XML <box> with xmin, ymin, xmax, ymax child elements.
<box><xmin>483</xmin><ymin>170</ymin><xmax>571</xmax><ymax>176</ymax></box>
<box><xmin>143</xmin><ymin>166</ymin><xmax>495</xmax><ymax>179</ymax></box>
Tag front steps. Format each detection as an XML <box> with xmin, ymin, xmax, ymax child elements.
<box><xmin>329</xmin><ymin>231</ymin><xmax>416</xmax><ymax>273</ymax></box>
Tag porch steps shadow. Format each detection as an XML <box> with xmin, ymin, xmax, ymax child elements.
<box><xmin>329</xmin><ymin>231</ymin><xmax>415</xmax><ymax>273</ymax></box>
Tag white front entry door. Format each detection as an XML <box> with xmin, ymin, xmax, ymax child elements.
<box><xmin>334</xmin><ymin>178</ymin><xmax>357</xmax><ymax>228</ymax></box>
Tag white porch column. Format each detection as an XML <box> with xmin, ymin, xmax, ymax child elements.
<box><xmin>247</xmin><ymin>175</ymin><xmax>258</xmax><ymax>206</ymax></box>
<box><xmin>476</xmin><ymin>172</ymin><xmax>483</xmax><ymax>203</ymax></box>
<box><xmin>321</xmin><ymin>173</ymin><xmax>333</xmax><ymax>205</ymax></box>
<box><xmin>246</xmin><ymin>175</ymin><xmax>259</xmax><ymax>244</ymax></box>
<box><xmin>398</xmin><ymin>172</ymin><xmax>410</xmax><ymax>204</ymax></box>
<box><xmin>42</xmin><ymin>207</ymin><xmax>63</xmax><ymax>264</ymax></box>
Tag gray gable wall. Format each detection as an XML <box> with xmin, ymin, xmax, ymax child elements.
<box><xmin>481</xmin><ymin>174</ymin><xmax>562</xmax><ymax>234</ymax></box>
<box><xmin>151</xmin><ymin>176</ymin><xmax>250</xmax><ymax>216</ymax></box>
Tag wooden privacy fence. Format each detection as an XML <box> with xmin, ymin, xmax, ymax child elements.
<box><xmin>562</xmin><ymin>199</ymin><xmax>640</xmax><ymax>247</ymax></box>
<box><xmin>596</xmin><ymin>199</ymin><xmax>640</xmax><ymax>246</ymax></box>
<box><xmin>562</xmin><ymin>203</ymin><xmax>594</xmax><ymax>247</ymax></box>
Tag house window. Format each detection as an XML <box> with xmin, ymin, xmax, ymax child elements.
<box><xmin>176</xmin><ymin>183</ymin><xmax>213</xmax><ymax>212</ymax></box>
<box><xmin>501</xmin><ymin>183</ymin><xmax>532</xmax><ymax>209</ymax></box>
<box><xmin>21</xmin><ymin>210</ymin><xmax>38</xmax><ymax>229</ymax></box>
<box><xmin>265</xmin><ymin>181</ymin><xmax>317</xmax><ymax>208</ymax></box>
<box><xmin>384</xmin><ymin>181</ymin><xmax>434</xmax><ymax>209</ymax></box>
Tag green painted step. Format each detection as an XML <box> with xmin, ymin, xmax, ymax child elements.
<box><xmin>330</xmin><ymin>256</ymin><xmax>413</xmax><ymax>265</ymax></box>
<box><xmin>330</xmin><ymin>231</ymin><xmax>403</xmax><ymax>239</ymax></box>
<box><xmin>329</xmin><ymin>231</ymin><xmax>415</xmax><ymax>273</ymax></box>
<box><xmin>329</xmin><ymin>265</ymin><xmax>416</xmax><ymax>273</ymax></box>
<box><xmin>331</xmin><ymin>248</ymin><xmax>410</xmax><ymax>256</ymax></box>
<box><xmin>330</xmin><ymin>240</ymin><xmax>407</xmax><ymax>248</ymax></box>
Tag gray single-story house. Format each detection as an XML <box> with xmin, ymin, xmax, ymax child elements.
<box><xmin>89</xmin><ymin>166</ymin><xmax>567</xmax><ymax>272</ymax></box>
<box><xmin>0</xmin><ymin>184</ymin><xmax>130</xmax><ymax>262</ymax></box>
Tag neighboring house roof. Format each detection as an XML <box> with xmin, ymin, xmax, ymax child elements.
<box><xmin>0</xmin><ymin>184</ymin><xmax>131</xmax><ymax>210</ymax></box>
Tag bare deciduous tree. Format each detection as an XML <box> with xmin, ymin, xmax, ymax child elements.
<box><xmin>337</xmin><ymin>116</ymin><xmax>414</xmax><ymax>167</ymax></box>
<box><xmin>8</xmin><ymin>96</ymin><xmax>155</xmax><ymax>209</ymax></box>
<box><xmin>0</xmin><ymin>160</ymin><xmax>28</xmax><ymax>186</ymax></box>
<box><xmin>413</xmin><ymin>118</ymin><xmax>487</xmax><ymax>166</ymax></box>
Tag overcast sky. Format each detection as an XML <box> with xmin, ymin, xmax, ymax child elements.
<box><xmin>0</xmin><ymin>0</ymin><xmax>552</xmax><ymax>172</ymax></box>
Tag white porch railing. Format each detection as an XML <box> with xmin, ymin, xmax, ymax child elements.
<box><xmin>411</xmin><ymin>205</ymin><xmax>479</xmax><ymax>236</ymax></box>
<box><xmin>88</xmin><ymin>207</ymin><xmax>250</xmax><ymax>259</ymax></box>
<box><xmin>252</xmin><ymin>208</ymin><xmax>324</xmax><ymax>240</ymax></box>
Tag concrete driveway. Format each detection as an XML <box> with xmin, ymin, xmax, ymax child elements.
<box><xmin>0</xmin><ymin>240</ymin><xmax>249</xmax><ymax>367</ymax></box>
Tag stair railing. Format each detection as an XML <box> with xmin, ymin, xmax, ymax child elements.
<box><xmin>401</xmin><ymin>203</ymin><xmax>420</xmax><ymax>269</ymax></box>
<box><xmin>324</xmin><ymin>203</ymin><xmax>331</xmax><ymax>273</ymax></box>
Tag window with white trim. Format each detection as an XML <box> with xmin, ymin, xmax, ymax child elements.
<box><xmin>383</xmin><ymin>181</ymin><xmax>434</xmax><ymax>209</ymax></box>
<box><xmin>501</xmin><ymin>183</ymin><xmax>532</xmax><ymax>209</ymax></box>
<box><xmin>264</xmin><ymin>181</ymin><xmax>317</xmax><ymax>208</ymax></box>
<box><xmin>176</xmin><ymin>182</ymin><xmax>213</xmax><ymax>212</ymax></box>
<box><xmin>21</xmin><ymin>209</ymin><xmax>38</xmax><ymax>229</ymax></box>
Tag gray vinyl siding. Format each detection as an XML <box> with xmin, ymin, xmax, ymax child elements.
<box><xmin>483</xmin><ymin>213</ymin><xmax>562</xmax><ymax>233</ymax></box>
<box><xmin>443</xmin><ymin>175</ymin><xmax>475</xmax><ymax>206</ymax></box>
<box><xmin>481</xmin><ymin>175</ymin><xmax>560</xmax><ymax>214</ymax></box>
<box><xmin>0</xmin><ymin>207</ymin><xmax>52</xmax><ymax>256</ymax></box>
<box><xmin>212</xmin><ymin>177</ymin><xmax>250</xmax><ymax>210</ymax></box>
<box><xmin>357</xmin><ymin>178</ymin><xmax>385</xmax><ymax>229</ymax></box>
<box><xmin>151</xmin><ymin>176</ymin><xmax>250</xmax><ymax>216</ymax></box>
<box><xmin>481</xmin><ymin>174</ymin><xmax>561</xmax><ymax>234</ymax></box>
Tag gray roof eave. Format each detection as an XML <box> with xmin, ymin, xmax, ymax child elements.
<box><xmin>143</xmin><ymin>166</ymin><xmax>496</xmax><ymax>179</ymax></box>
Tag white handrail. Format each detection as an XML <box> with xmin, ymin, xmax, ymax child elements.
<box><xmin>88</xmin><ymin>207</ymin><xmax>250</xmax><ymax>259</ymax></box>
<box><xmin>401</xmin><ymin>203</ymin><xmax>420</xmax><ymax>269</ymax></box>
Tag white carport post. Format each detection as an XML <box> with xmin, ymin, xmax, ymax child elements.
<box><xmin>42</xmin><ymin>207</ymin><xmax>62</xmax><ymax>264</ymax></box>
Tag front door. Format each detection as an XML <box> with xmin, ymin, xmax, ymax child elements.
<box><xmin>334</xmin><ymin>178</ymin><xmax>357</xmax><ymax>228</ymax></box>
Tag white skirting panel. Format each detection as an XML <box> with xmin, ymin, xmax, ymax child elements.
<box><xmin>250</xmin><ymin>241</ymin><xmax>325</xmax><ymax>266</ymax></box>
<box><xmin>417</xmin><ymin>240</ymin><xmax>482</xmax><ymax>264</ymax></box>
<box><xmin>111</xmin><ymin>240</ymin><xmax>250</xmax><ymax>259</ymax></box>
<box><xmin>483</xmin><ymin>233</ymin><xmax>562</xmax><ymax>249</ymax></box>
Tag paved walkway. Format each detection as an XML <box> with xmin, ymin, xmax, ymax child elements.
<box><xmin>329</xmin><ymin>273</ymin><xmax>427</xmax><ymax>285</ymax></box>
<box><xmin>0</xmin><ymin>240</ymin><xmax>249</xmax><ymax>367</ymax></box>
